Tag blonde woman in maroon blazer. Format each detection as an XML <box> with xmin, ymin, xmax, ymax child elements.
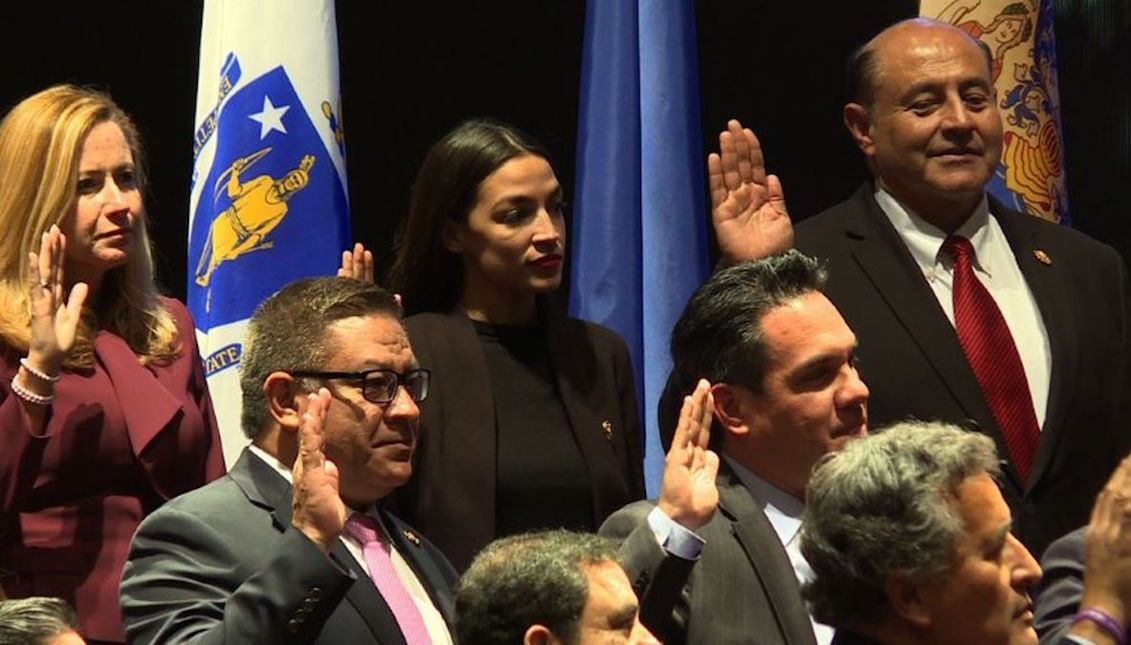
<box><xmin>0</xmin><ymin>86</ymin><xmax>224</xmax><ymax>643</ymax></box>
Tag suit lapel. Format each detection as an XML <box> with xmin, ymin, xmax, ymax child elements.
<box><xmin>845</xmin><ymin>188</ymin><xmax>998</xmax><ymax>433</ymax></box>
<box><xmin>545</xmin><ymin>313</ymin><xmax>627</xmax><ymax>524</ymax></box>
<box><xmin>992</xmin><ymin>204</ymin><xmax>1076</xmax><ymax>493</ymax></box>
<box><xmin>234</xmin><ymin>451</ymin><xmax>408</xmax><ymax>644</ymax></box>
<box><xmin>383</xmin><ymin>511</ymin><xmax>456</xmax><ymax>626</ymax></box>
<box><xmin>94</xmin><ymin>330</ymin><xmax>182</xmax><ymax>460</ymax></box>
<box><xmin>717</xmin><ymin>468</ymin><xmax>816</xmax><ymax>645</ymax></box>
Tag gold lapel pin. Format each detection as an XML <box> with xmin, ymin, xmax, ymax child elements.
<box><xmin>403</xmin><ymin>530</ymin><xmax>421</xmax><ymax>547</ymax></box>
<box><xmin>1033</xmin><ymin>249</ymin><xmax>1052</xmax><ymax>266</ymax></box>
<box><xmin>602</xmin><ymin>420</ymin><xmax>613</xmax><ymax>442</ymax></box>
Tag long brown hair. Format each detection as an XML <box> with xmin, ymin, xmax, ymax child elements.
<box><xmin>0</xmin><ymin>85</ymin><xmax>178</xmax><ymax>367</ymax></box>
<box><xmin>388</xmin><ymin>119</ymin><xmax>550</xmax><ymax>315</ymax></box>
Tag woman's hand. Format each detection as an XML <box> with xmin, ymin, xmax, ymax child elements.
<box><xmin>26</xmin><ymin>225</ymin><xmax>87</xmax><ymax>373</ymax></box>
<box><xmin>338</xmin><ymin>243</ymin><xmax>375</xmax><ymax>284</ymax></box>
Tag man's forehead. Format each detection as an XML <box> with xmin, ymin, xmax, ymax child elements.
<box><xmin>869</xmin><ymin>20</ymin><xmax>990</xmax><ymax>86</ymax></box>
<box><xmin>324</xmin><ymin>313</ymin><xmax>415</xmax><ymax>365</ymax></box>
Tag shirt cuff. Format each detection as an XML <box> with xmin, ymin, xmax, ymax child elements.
<box><xmin>646</xmin><ymin>506</ymin><xmax>705</xmax><ymax>560</ymax></box>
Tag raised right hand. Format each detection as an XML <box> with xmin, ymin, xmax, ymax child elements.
<box><xmin>291</xmin><ymin>388</ymin><xmax>348</xmax><ymax>553</ymax></box>
<box><xmin>27</xmin><ymin>225</ymin><xmax>87</xmax><ymax>373</ymax></box>
<box><xmin>337</xmin><ymin>242</ymin><xmax>375</xmax><ymax>284</ymax></box>
<box><xmin>1080</xmin><ymin>453</ymin><xmax>1131</xmax><ymax>629</ymax></box>
<box><xmin>708</xmin><ymin>119</ymin><xmax>794</xmax><ymax>264</ymax></box>
<box><xmin>657</xmin><ymin>379</ymin><xmax>719</xmax><ymax>531</ymax></box>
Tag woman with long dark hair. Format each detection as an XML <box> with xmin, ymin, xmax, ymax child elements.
<box><xmin>381</xmin><ymin>120</ymin><xmax>644</xmax><ymax>571</ymax></box>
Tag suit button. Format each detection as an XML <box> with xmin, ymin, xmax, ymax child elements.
<box><xmin>288</xmin><ymin>618</ymin><xmax>301</xmax><ymax>633</ymax></box>
<box><xmin>304</xmin><ymin>597</ymin><xmax>317</xmax><ymax>609</ymax></box>
<box><xmin>309</xmin><ymin>586</ymin><xmax>322</xmax><ymax>601</ymax></box>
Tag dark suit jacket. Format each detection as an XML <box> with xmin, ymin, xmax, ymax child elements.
<box><xmin>600</xmin><ymin>463</ymin><xmax>817</xmax><ymax>645</ymax></box>
<box><xmin>396</xmin><ymin>307</ymin><xmax>645</xmax><ymax>571</ymax></box>
<box><xmin>1033</xmin><ymin>526</ymin><xmax>1095</xmax><ymax>644</ymax></box>
<box><xmin>120</xmin><ymin>450</ymin><xmax>458</xmax><ymax>644</ymax></box>
<box><xmin>792</xmin><ymin>184</ymin><xmax>1131</xmax><ymax>556</ymax></box>
<box><xmin>0</xmin><ymin>297</ymin><xmax>224</xmax><ymax>642</ymax></box>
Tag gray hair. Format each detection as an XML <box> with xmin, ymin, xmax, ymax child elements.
<box><xmin>0</xmin><ymin>597</ymin><xmax>80</xmax><ymax>645</ymax></box>
<box><xmin>455</xmin><ymin>530</ymin><xmax>622</xmax><ymax>645</ymax></box>
<box><xmin>799</xmin><ymin>420</ymin><xmax>1000</xmax><ymax>628</ymax></box>
<box><xmin>239</xmin><ymin>277</ymin><xmax>401</xmax><ymax>438</ymax></box>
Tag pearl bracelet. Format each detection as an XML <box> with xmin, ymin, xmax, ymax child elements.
<box><xmin>19</xmin><ymin>357</ymin><xmax>61</xmax><ymax>383</ymax></box>
<box><xmin>10</xmin><ymin>373</ymin><xmax>54</xmax><ymax>406</ymax></box>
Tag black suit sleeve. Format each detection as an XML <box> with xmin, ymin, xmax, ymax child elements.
<box><xmin>1033</xmin><ymin>528</ymin><xmax>1087</xmax><ymax>644</ymax></box>
<box><xmin>120</xmin><ymin>507</ymin><xmax>355</xmax><ymax>644</ymax></box>
<box><xmin>600</xmin><ymin>502</ymin><xmax>695</xmax><ymax>643</ymax></box>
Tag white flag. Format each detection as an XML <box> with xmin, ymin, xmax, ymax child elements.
<box><xmin>189</xmin><ymin>0</ymin><xmax>351</xmax><ymax>467</ymax></box>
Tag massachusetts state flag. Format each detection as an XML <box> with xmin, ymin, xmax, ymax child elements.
<box><xmin>189</xmin><ymin>0</ymin><xmax>350</xmax><ymax>466</ymax></box>
<box><xmin>569</xmin><ymin>0</ymin><xmax>710</xmax><ymax>494</ymax></box>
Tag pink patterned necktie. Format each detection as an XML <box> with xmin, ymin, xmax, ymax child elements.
<box><xmin>344</xmin><ymin>513</ymin><xmax>433</xmax><ymax>644</ymax></box>
<box><xmin>943</xmin><ymin>235</ymin><xmax>1040</xmax><ymax>482</ymax></box>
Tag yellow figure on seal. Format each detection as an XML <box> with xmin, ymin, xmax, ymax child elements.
<box><xmin>195</xmin><ymin>150</ymin><xmax>315</xmax><ymax>287</ymax></box>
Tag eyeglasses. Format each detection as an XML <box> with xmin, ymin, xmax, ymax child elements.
<box><xmin>288</xmin><ymin>368</ymin><xmax>430</xmax><ymax>404</ymax></box>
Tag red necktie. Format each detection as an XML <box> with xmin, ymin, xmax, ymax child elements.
<box><xmin>943</xmin><ymin>236</ymin><xmax>1040</xmax><ymax>483</ymax></box>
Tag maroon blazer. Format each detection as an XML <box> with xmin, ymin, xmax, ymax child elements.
<box><xmin>395</xmin><ymin>307</ymin><xmax>645</xmax><ymax>572</ymax></box>
<box><xmin>0</xmin><ymin>297</ymin><xmax>224</xmax><ymax>642</ymax></box>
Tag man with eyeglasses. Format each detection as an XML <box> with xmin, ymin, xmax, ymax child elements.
<box><xmin>120</xmin><ymin>277</ymin><xmax>457</xmax><ymax>644</ymax></box>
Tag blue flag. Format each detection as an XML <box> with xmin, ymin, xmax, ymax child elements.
<box><xmin>189</xmin><ymin>0</ymin><xmax>350</xmax><ymax>466</ymax></box>
<box><xmin>570</xmin><ymin>0</ymin><xmax>709</xmax><ymax>495</ymax></box>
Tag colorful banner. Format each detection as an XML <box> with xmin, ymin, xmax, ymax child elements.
<box><xmin>570</xmin><ymin>0</ymin><xmax>710</xmax><ymax>494</ymax></box>
<box><xmin>923</xmin><ymin>0</ymin><xmax>1070</xmax><ymax>222</ymax></box>
<box><xmin>189</xmin><ymin>0</ymin><xmax>350</xmax><ymax>466</ymax></box>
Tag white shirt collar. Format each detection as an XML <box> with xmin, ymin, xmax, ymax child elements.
<box><xmin>724</xmin><ymin>456</ymin><xmax>805</xmax><ymax>546</ymax></box>
<box><xmin>248</xmin><ymin>443</ymin><xmax>294</xmax><ymax>483</ymax></box>
<box><xmin>874</xmin><ymin>187</ymin><xmax>994</xmax><ymax>276</ymax></box>
<box><xmin>246</xmin><ymin>444</ymin><xmax>382</xmax><ymax>524</ymax></box>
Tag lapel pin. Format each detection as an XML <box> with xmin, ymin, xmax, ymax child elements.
<box><xmin>403</xmin><ymin>530</ymin><xmax>421</xmax><ymax>547</ymax></box>
<box><xmin>602</xmin><ymin>420</ymin><xmax>614</xmax><ymax>442</ymax></box>
<box><xmin>1033</xmin><ymin>249</ymin><xmax>1052</xmax><ymax>266</ymax></box>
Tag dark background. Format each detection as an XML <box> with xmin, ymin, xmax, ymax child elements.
<box><xmin>7</xmin><ymin>1</ymin><xmax>1129</xmax><ymax>301</ymax></box>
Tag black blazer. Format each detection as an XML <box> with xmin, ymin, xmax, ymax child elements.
<box><xmin>395</xmin><ymin>307</ymin><xmax>645</xmax><ymax>571</ymax></box>
<box><xmin>795</xmin><ymin>183</ymin><xmax>1131</xmax><ymax>555</ymax></box>
<box><xmin>600</xmin><ymin>463</ymin><xmax>817</xmax><ymax>645</ymax></box>
<box><xmin>120</xmin><ymin>450</ymin><xmax>458</xmax><ymax>644</ymax></box>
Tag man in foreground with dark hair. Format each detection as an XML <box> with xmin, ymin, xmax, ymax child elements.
<box><xmin>120</xmin><ymin>277</ymin><xmax>457</xmax><ymax>643</ymax></box>
<box><xmin>603</xmin><ymin>251</ymin><xmax>869</xmax><ymax>644</ymax></box>
<box><xmin>801</xmin><ymin>421</ymin><xmax>1131</xmax><ymax>645</ymax></box>
<box><xmin>455</xmin><ymin>530</ymin><xmax>658</xmax><ymax>644</ymax></box>
<box><xmin>0</xmin><ymin>597</ymin><xmax>84</xmax><ymax>645</ymax></box>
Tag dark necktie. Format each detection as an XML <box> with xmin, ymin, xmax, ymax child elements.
<box><xmin>943</xmin><ymin>235</ymin><xmax>1040</xmax><ymax>483</ymax></box>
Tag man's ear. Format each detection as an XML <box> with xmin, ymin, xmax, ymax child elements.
<box><xmin>265</xmin><ymin>371</ymin><xmax>303</xmax><ymax>432</ymax></box>
<box><xmin>885</xmin><ymin>572</ymin><xmax>933</xmax><ymax>630</ymax></box>
<box><xmin>843</xmin><ymin>103</ymin><xmax>875</xmax><ymax>156</ymax></box>
<box><xmin>523</xmin><ymin>624</ymin><xmax>561</xmax><ymax>645</ymax></box>
<box><xmin>441</xmin><ymin>219</ymin><xmax>464</xmax><ymax>254</ymax></box>
<box><xmin>711</xmin><ymin>383</ymin><xmax>752</xmax><ymax>438</ymax></box>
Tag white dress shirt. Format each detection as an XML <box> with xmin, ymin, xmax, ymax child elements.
<box><xmin>726</xmin><ymin>457</ymin><xmax>834</xmax><ymax>645</ymax></box>
<box><xmin>248</xmin><ymin>445</ymin><xmax>453</xmax><ymax>644</ymax></box>
<box><xmin>874</xmin><ymin>188</ymin><xmax>1051</xmax><ymax>430</ymax></box>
